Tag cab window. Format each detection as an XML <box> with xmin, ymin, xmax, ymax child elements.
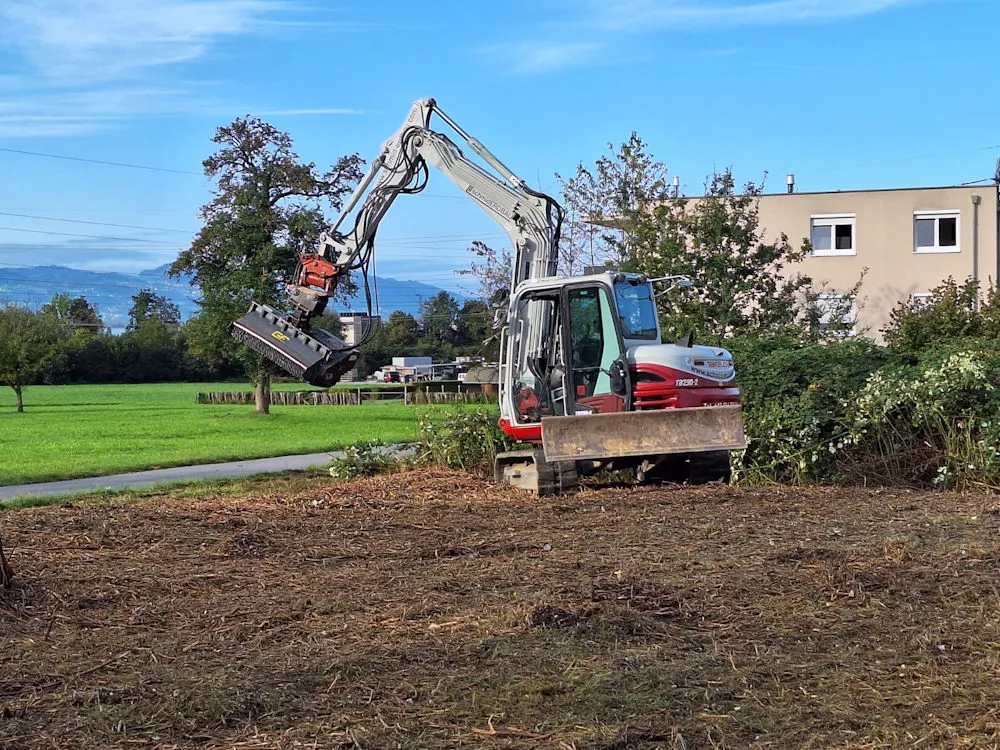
<box><xmin>613</xmin><ymin>279</ymin><xmax>658</xmax><ymax>340</ymax></box>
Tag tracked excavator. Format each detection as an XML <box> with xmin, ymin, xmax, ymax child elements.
<box><xmin>230</xmin><ymin>98</ymin><xmax>746</xmax><ymax>494</ymax></box>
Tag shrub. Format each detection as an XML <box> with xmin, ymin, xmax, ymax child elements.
<box><xmin>327</xmin><ymin>443</ymin><xmax>396</xmax><ymax>480</ymax></box>
<box><xmin>834</xmin><ymin>348</ymin><xmax>1000</xmax><ymax>490</ymax></box>
<box><xmin>415</xmin><ymin>407</ymin><xmax>519</xmax><ymax>475</ymax></box>
<box><xmin>728</xmin><ymin>336</ymin><xmax>895</xmax><ymax>484</ymax></box>
<box><xmin>882</xmin><ymin>276</ymin><xmax>1000</xmax><ymax>351</ymax></box>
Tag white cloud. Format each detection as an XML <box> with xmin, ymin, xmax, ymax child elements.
<box><xmin>479</xmin><ymin>41</ymin><xmax>606</xmax><ymax>75</ymax></box>
<box><xmin>583</xmin><ymin>0</ymin><xmax>930</xmax><ymax>31</ymax></box>
<box><xmin>0</xmin><ymin>1</ymin><xmax>361</xmax><ymax>137</ymax></box>
<box><xmin>485</xmin><ymin>0</ymin><xmax>945</xmax><ymax>74</ymax></box>
<box><xmin>0</xmin><ymin>0</ymin><xmax>280</xmax><ymax>82</ymax></box>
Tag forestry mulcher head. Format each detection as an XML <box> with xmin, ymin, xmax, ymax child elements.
<box><xmin>230</xmin><ymin>302</ymin><xmax>359</xmax><ymax>387</ymax></box>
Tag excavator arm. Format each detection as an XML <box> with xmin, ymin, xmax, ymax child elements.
<box><xmin>230</xmin><ymin>97</ymin><xmax>562</xmax><ymax>386</ymax></box>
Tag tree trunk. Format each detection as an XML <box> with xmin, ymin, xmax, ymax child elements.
<box><xmin>255</xmin><ymin>373</ymin><xmax>270</xmax><ymax>414</ymax></box>
<box><xmin>13</xmin><ymin>385</ymin><xmax>23</xmax><ymax>413</ymax></box>
<box><xmin>0</xmin><ymin>536</ymin><xmax>13</xmax><ymax>588</ymax></box>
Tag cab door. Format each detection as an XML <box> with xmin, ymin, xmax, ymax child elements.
<box><xmin>562</xmin><ymin>284</ymin><xmax>631</xmax><ymax>415</ymax></box>
<box><xmin>505</xmin><ymin>291</ymin><xmax>570</xmax><ymax>424</ymax></box>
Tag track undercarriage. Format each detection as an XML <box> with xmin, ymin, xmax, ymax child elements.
<box><xmin>495</xmin><ymin>405</ymin><xmax>744</xmax><ymax>496</ymax></box>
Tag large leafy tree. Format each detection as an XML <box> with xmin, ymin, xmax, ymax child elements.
<box><xmin>627</xmin><ymin>168</ymin><xmax>818</xmax><ymax>341</ymax></box>
<box><xmin>564</xmin><ymin>134</ymin><xmax>857</xmax><ymax>342</ymax></box>
<box><xmin>385</xmin><ymin>311</ymin><xmax>419</xmax><ymax>349</ymax></box>
<box><xmin>557</xmin><ymin>131</ymin><xmax>671</xmax><ymax>273</ymax></box>
<box><xmin>0</xmin><ymin>304</ymin><xmax>67</xmax><ymax>412</ymax></box>
<box><xmin>41</xmin><ymin>293</ymin><xmax>105</xmax><ymax>332</ymax></box>
<box><xmin>455</xmin><ymin>300</ymin><xmax>493</xmax><ymax>350</ymax></box>
<box><xmin>170</xmin><ymin>117</ymin><xmax>363</xmax><ymax>413</ymax></box>
<box><xmin>127</xmin><ymin>289</ymin><xmax>180</xmax><ymax>331</ymax></box>
<box><xmin>419</xmin><ymin>291</ymin><xmax>461</xmax><ymax>343</ymax></box>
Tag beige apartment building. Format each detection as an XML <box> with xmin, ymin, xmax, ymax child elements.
<box><xmin>756</xmin><ymin>184</ymin><xmax>1000</xmax><ymax>340</ymax></box>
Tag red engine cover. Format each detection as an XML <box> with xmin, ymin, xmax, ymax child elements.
<box><xmin>498</xmin><ymin>363</ymin><xmax>740</xmax><ymax>444</ymax></box>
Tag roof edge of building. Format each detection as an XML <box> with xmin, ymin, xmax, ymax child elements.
<box><xmin>761</xmin><ymin>184</ymin><xmax>995</xmax><ymax>198</ymax></box>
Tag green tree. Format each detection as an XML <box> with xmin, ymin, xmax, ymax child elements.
<box><xmin>169</xmin><ymin>116</ymin><xmax>363</xmax><ymax>413</ymax></box>
<box><xmin>420</xmin><ymin>291</ymin><xmax>460</xmax><ymax>343</ymax></box>
<box><xmin>455</xmin><ymin>299</ymin><xmax>494</xmax><ymax>357</ymax></box>
<box><xmin>557</xmin><ymin>131</ymin><xmax>671</xmax><ymax>273</ymax></box>
<box><xmin>41</xmin><ymin>293</ymin><xmax>105</xmax><ymax>332</ymax></box>
<box><xmin>0</xmin><ymin>304</ymin><xmax>67</xmax><ymax>412</ymax></box>
<box><xmin>127</xmin><ymin>289</ymin><xmax>180</xmax><ymax>331</ymax></box>
<box><xmin>628</xmin><ymin>169</ymin><xmax>814</xmax><ymax>340</ymax></box>
<box><xmin>385</xmin><ymin>310</ymin><xmax>419</xmax><ymax>349</ymax></box>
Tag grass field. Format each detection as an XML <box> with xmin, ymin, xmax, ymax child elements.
<box><xmin>3</xmin><ymin>471</ymin><xmax>999</xmax><ymax>748</ymax></box>
<box><xmin>0</xmin><ymin>382</ymin><xmax>423</xmax><ymax>486</ymax></box>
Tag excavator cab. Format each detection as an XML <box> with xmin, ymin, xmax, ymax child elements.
<box><xmin>496</xmin><ymin>274</ymin><xmax>746</xmax><ymax>495</ymax></box>
<box><xmin>504</xmin><ymin>278</ymin><xmax>633</xmax><ymax>430</ymax></box>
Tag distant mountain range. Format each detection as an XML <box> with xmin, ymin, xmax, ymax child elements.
<box><xmin>0</xmin><ymin>263</ymin><xmax>470</xmax><ymax>333</ymax></box>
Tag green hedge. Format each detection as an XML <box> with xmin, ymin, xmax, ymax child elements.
<box><xmin>730</xmin><ymin>335</ymin><xmax>1000</xmax><ymax>490</ymax></box>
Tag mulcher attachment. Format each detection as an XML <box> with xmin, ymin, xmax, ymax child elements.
<box><xmin>230</xmin><ymin>302</ymin><xmax>359</xmax><ymax>387</ymax></box>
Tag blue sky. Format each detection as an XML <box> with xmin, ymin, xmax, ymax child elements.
<box><xmin>1</xmin><ymin>0</ymin><xmax>998</xmax><ymax>302</ymax></box>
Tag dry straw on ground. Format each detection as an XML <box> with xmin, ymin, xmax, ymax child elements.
<box><xmin>3</xmin><ymin>470</ymin><xmax>1000</xmax><ymax>749</ymax></box>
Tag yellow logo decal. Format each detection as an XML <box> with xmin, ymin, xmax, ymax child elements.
<box><xmin>271</xmin><ymin>331</ymin><xmax>290</xmax><ymax>342</ymax></box>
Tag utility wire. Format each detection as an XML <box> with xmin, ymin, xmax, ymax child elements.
<box><xmin>0</xmin><ymin>212</ymin><xmax>197</xmax><ymax>234</ymax></box>
<box><xmin>0</xmin><ymin>226</ymin><xmax>178</xmax><ymax>245</ymax></box>
<box><xmin>0</xmin><ymin>212</ymin><xmax>506</xmax><ymax>248</ymax></box>
<box><xmin>0</xmin><ymin>274</ymin><xmax>471</xmax><ymax>301</ymax></box>
<box><xmin>0</xmin><ymin>147</ymin><xmax>203</xmax><ymax>176</ymax></box>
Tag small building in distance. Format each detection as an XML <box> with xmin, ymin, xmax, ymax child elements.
<box><xmin>338</xmin><ymin>311</ymin><xmax>380</xmax><ymax>346</ymax></box>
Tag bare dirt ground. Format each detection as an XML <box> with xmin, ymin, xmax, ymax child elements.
<box><xmin>3</xmin><ymin>470</ymin><xmax>1000</xmax><ymax>750</ymax></box>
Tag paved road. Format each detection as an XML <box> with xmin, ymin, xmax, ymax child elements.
<box><xmin>0</xmin><ymin>450</ymin><xmax>347</xmax><ymax>504</ymax></box>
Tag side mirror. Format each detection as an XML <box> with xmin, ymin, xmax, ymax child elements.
<box><xmin>610</xmin><ymin>359</ymin><xmax>628</xmax><ymax>396</ymax></box>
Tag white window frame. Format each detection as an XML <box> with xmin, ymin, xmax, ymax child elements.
<box><xmin>910</xmin><ymin>291</ymin><xmax>933</xmax><ymax>310</ymax></box>
<box><xmin>809</xmin><ymin>214</ymin><xmax>856</xmax><ymax>257</ymax></box>
<box><xmin>816</xmin><ymin>292</ymin><xmax>858</xmax><ymax>337</ymax></box>
<box><xmin>913</xmin><ymin>210</ymin><xmax>960</xmax><ymax>254</ymax></box>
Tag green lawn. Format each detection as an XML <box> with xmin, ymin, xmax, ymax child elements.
<box><xmin>0</xmin><ymin>382</ymin><xmax>424</xmax><ymax>486</ymax></box>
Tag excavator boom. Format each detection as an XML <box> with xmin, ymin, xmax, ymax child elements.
<box><xmin>230</xmin><ymin>97</ymin><xmax>561</xmax><ymax>385</ymax></box>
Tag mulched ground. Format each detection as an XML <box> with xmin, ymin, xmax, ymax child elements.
<box><xmin>3</xmin><ymin>470</ymin><xmax>1000</xmax><ymax>749</ymax></box>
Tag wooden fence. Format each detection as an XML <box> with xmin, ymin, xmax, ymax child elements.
<box><xmin>196</xmin><ymin>385</ymin><xmax>496</xmax><ymax>406</ymax></box>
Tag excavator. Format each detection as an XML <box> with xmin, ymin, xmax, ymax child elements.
<box><xmin>230</xmin><ymin>98</ymin><xmax>746</xmax><ymax>494</ymax></box>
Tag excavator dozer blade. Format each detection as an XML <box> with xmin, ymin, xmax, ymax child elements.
<box><xmin>540</xmin><ymin>405</ymin><xmax>746</xmax><ymax>463</ymax></box>
<box><xmin>230</xmin><ymin>302</ymin><xmax>360</xmax><ymax>387</ymax></box>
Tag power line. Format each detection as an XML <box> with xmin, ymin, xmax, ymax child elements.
<box><xmin>0</xmin><ymin>226</ymin><xmax>179</xmax><ymax>245</ymax></box>
<box><xmin>0</xmin><ymin>147</ymin><xmax>203</xmax><ymax>176</ymax></box>
<box><xmin>0</xmin><ymin>275</ymin><xmax>472</xmax><ymax>302</ymax></box>
<box><xmin>0</xmin><ymin>212</ymin><xmax>197</xmax><ymax>234</ymax></box>
<box><xmin>0</xmin><ymin>219</ymin><xmax>504</xmax><ymax>249</ymax></box>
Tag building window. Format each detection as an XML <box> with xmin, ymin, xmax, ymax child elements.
<box><xmin>810</xmin><ymin>214</ymin><xmax>856</xmax><ymax>256</ymax></box>
<box><xmin>910</xmin><ymin>292</ymin><xmax>933</xmax><ymax>310</ymax></box>
<box><xmin>815</xmin><ymin>293</ymin><xmax>857</xmax><ymax>337</ymax></box>
<box><xmin>914</xmin><ymin>211</ymin><xmax>959</xmax><ymax>253</ymax></box>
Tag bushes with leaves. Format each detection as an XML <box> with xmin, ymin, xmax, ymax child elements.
<box><xmin>415</xmin><ymin>407</ymin><xmax>518</xmax><ymax>475</ymax></box>
<box><xmin>730</xmin><ymin>295</ymin><xmax>1000</xmax><ymax>490</ymax></box>
<box><xmin>727</xmin><ymin>337</ymin><xmax>896</xmax><ymax>484</ymax></box>
<box><xmin>832</xmin><ymin>347</ymin><xmax>1000</xmax><ymax>490</ymax></box>
<box><xmin>883</xmin><ymin>276</ymin><xmax>1000</xmax><ymax>351</ymax></box>
<box><xmin>327</xmin><ymin>443</ymin><xmax>397</xmax><ymax>480</ymax></box>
